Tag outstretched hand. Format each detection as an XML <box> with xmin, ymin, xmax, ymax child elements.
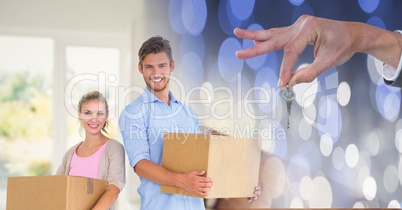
<box><xmin>234</xmin><ymin>15</ymin><xmax>358</xmax><ymax>88</ymax></box>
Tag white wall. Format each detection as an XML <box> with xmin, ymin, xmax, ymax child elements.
<box><xmin>0</xmin><ymin>0</ymin><xmax>136</xmax><ymax>34</ymax></box>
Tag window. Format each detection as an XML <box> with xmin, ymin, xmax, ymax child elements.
<box><xmin>64</xmin><ymin>46</ymin><xmax>120</xmax><ymax>149</ymax></box>
<box><xmin>0</xmin><ymin>35</ymin><xmax>54</xmax><ymax>208</ymax></box>
<box><xmin>0</xmin><ymin>34</ymin><xmax>129</xmax><ymax>209</ymax></box>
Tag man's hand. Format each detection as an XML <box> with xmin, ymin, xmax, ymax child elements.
<box><xmin>177</xmin><ymin>170</ymin><xmax>213</xmax><ymax>197</ymax></box>
<box><xmin>235</xmin><ymin>13</ymin><xmax>402</xmax><ymax>88</ymax></box>
<box><xmin>235</xmin><ymin>15</ymin><xmax>357</xmax><ymax>88</ymax></box>
<box><xmin>247</xmin><ymin>186</ymin><xmax>261</xmax><ymax>203</ymax></box>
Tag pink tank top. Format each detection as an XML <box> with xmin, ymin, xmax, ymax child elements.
<box><xmin>69</xmin><ymin>141</ymin><xmax>108</xmax><ymax>179</ymax></box>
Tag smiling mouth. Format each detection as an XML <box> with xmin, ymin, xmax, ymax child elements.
<box><xmin>88</xmin><ymin>124</ymin><xmax>99</xmax><ymax>129</ymax></box>
<box><xmin>150</xmin><ymin>75</ymin><xmax>164</xmax><ymax>83</ymax></box>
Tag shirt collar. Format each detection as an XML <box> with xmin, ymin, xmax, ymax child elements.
<box><xmin>142</xmin><ymin>88</ymin><xmax>180</xmax><ymax>105</ymax></box>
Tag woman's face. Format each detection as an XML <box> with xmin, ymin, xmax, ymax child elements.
<box><xmin>79</xmin><ymin>99</ymin><xmax>108</xmax><ymax>136</ymax></box>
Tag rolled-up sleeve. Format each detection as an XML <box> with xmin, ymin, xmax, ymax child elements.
<box><xmin>119</xmin><ymin>102</ymin><xmax>150</xmax><ymax>170</ymax></box>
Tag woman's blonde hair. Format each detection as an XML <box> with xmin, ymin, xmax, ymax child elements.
<box><xmin>78</xmin><ymin>91</ymin><xmax>109</xmax><ymax>134</ymax></box>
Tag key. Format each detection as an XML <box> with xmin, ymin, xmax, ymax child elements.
<box><xmin>282</xmin><ymin>85</ymin><xmax>295</xmax><ymax>129</ymax></box>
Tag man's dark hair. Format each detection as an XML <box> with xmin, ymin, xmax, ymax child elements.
<box><xmin>138</xmin><ymin>36</ymin><xmax>173</xmax><ymax>65</ymax></box>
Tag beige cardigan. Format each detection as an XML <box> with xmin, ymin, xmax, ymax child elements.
<box><xmin>56</xmin><ymin>139</ymin><xmax>126</xmax><ymax>209</ymax></box>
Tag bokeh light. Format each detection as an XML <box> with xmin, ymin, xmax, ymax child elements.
<box><xmin>332</xmin><ymin>147</ymin><xmax>345</xmax><ymax>170</ymax></box>
<box><xmin>299</xmin><ymin>176</ymin><xmax>313</xmax><ymax>200</ymax></box>
<box><xmin>169</xmin><ymin>0</ymin><xmax>186</xmax><ymax>34</ymax></box>
<box><xmin>178</xmin><ymin>52</ymin><xmax>204</xmax><ymax>91</ymax></box>
<box><xmin>299</xmin><ymin>141</ymin><xmax>322</xmax><ymax>173</ymax></box>
<box><xmin>363</xmin><ymin>129</ymin><xmax>382</xmax><ymax>156</ymax></box>
<box><xmin>358</xmin><ymin>0</ymin><xmax>380</xmax><ymax>13</ymax></box>
<box><xmin>337</xmin><ymin>81</ymin><xmax>351</xmax><ymax>106</ymax></box>
<box><xmin>262</xmin><ymin>157</ymin><xmax>287</xmax><ymax>199</ymax></box>
<box><xmin>229</xmin><ymin>0</ymin><xmax>255</xmax><ymax>21</ymax></box>
<box><xmin>302</xmin><ymin>103</ymin><xmax>317</xmax><ymax>125</ymax></box>
<box><xmin>317</xmin><ymin>96</ymin><xmax>342</xmax><ymax>142</ymax></box>
<box><xmin>289</xmin><ymin>0</ymin><xmax>305</xmax><ymax>6</ymax></box>
<box><xmin>270</xmin><ymin>122</ymin><xmax>288</xmax><ymax>159</ymax></box>
<box><xmin>242</xmin><ymin>24</ymin><xmax>267</xmax><ymax>71</ymax></box>
<box><xmin>375</xmin><ymin>78</ymin><xmax>401</xmax><ymax>121</ymax></box>
<box><xmin>357</xmin><ymin>166</ymin><xmax>371</xmax><ymax>197</ymax></box>
<box><xmin>395</xmin><ymin>119</ymin><xmax>402</xmax><ymax>153</ymax></box>
<box><xmin>287</xmin><ymin>155</ymin><xmax>311</xmax><ymax>182</ymax></box>
<box><xmin>181</xmin><ymin>0</ymin><xmax>207</xmax><ymax>36</ymax></box>
<box><xmin>345</xmin><ymin>144</ymin><xmax>359</xmax><ymax>168</ymax></box>
<box><xmin>320</xmin><ymin>134</ymin><xmax>333</xmax><ymax>157</ymax></box>
<box><xmin>383</xmin><ymin>165</ymin><xmax>398</xmax><ymax>193</ymax></box>
<box><xmin>290</xmin><ymin>197</ymin><xmax>304</xmax><ymax>208</ymax></box>
<box><xmin>180</xmin><ymin>34</ymin><xmax>205</xmax><ymax>61</ymax></box>
<box><xmin>367</xmin><ymin>55</ymin><xmax>385</xmax><ymax>84</ymax></box>
<box><xmin>398</xmin><ymin>156</ymin><xmax>402</xmax><ymax>188</ymax></box>
<box><xmin>366</xmin><ymin>16</ymin><xmax>385</xmax><ymax>29</ymax></box>
<box><xmin>388</xmin><ymin>200</ymin><xmax>401</xmax><ymax>208</ymax></box>
<box><xmin>254</xmin><ymin>67</ymin><xmax>279</xmax><ymax>114</ymax></box>
<box><xmin>309</xmin><ymin>176</ymin><xmax>333</xmax><ymax>207</ymax></box>
<box><xmin>218</xmin><ymin>37</ymin><xmax>244</xmax><ymax>83</ymax></box>
<box><xmin>362</xmin><ymin>176</ymin><xmax>377</xmax><ymax>200</ymax></box>
<box><xmin>294</xmin><ymin>64</ymin><xmax>318</xmax><ymax>107</ymax></box>
<box><xmin>218</xmin><ymin>0</ymin><xmax>242</xmax><ymax>36</ymax></box>
<box><xmin>298</xmin><ymin>118</ymin><xmax>312</xmax><ymax>141</ymax></box>
<box><xmin>199</xmin><ymin>81</ymin><xmax>214</xmax><ymax>107</ymax></box>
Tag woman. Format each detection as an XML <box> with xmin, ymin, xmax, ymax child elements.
<box><xmin>57</xmin><ymin>91</ymin><xmax>125</xmax><ymax>210</ymax></box>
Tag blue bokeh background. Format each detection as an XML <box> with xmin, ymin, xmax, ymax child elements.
<box><xmin>149</xmin><ymin>0</ymin><xmax>402</xmax><ymax>208</ymax></box>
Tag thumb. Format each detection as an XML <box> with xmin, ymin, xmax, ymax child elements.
<box><xmin>289</xmin><ymin>63</ymin><xmax>322</xmax><ymax>87</ymax></box>
<box><xmin>193</xmin><ymin>170</ymin><xmax>206</xmax><ymax>176</ymax></box>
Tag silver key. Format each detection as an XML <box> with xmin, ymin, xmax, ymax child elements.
<box><xmin>282</xmin><ymin>85</ymin><xmax>295</xmax><ymax>129</ymax></box>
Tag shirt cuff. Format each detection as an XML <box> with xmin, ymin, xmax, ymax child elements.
<box><xmin>382</xmin><ymin>30</ymin><xmax>402</xmax><ymax>81</ymax></box>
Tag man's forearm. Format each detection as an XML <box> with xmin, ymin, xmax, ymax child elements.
<box><xmin>135</xmin><ymin>159</ymin><xmax>181</xmax><ymax>187</ymax></box>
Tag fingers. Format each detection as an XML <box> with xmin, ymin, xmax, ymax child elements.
<box><xmin>278</xmin><ymin>44</ymin><xmax>308</xmax><ymax>88</ymax></box>
<box><xmin>234</xmin><ymin>16</ymin><xmax>310</xmax><ymax>61</ymax></box>
<box><xmin>234</xmin><ymin>27</ymin><xmax>290</xmax><ymax>59</ymax></box>
<box><xmin>234</xmin><ymin>27</ymin><xmax>273</xmax><ymax>41</ymax></box>
<box><xmin>247</xmin><ymin>186</ymin><xmax>262</xmax><ymax>203</ymax></box>
<box><xmin>235</xmin><ymin>14</ymin><xmax>327</xmax><ymax>88</ymax></box>
<box><xmin>192</xmin><ymin>170</ymin><xmax>205</xmax><ymax>176</ymax></box>
<box><xmin>194</xmin><ymin>180</ymin><xmax>213</xmax><ymax>197</ymax></box>
<box><xmin>278</xmin><ymin>18</ymin><xmax>318</xmax><ymax>87</ymax></box>
<box><xmin>254</xmin><ymin>186</ymin><xmax>261</xmax><ymax>195</ymax></box>
<box><xmin>288</xmin><ymin>55</ymin><xmax>336</xmax><ymax>87</ymax></box>
<box><xmin>185</xmin><ymin>171</ymin><xmax>213</xmax><ymax>196</ymax></box>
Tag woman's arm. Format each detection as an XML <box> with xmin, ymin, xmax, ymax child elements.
<box><xmin>92</xmin><ymin>140</ymin><xmax>126</xmax><ymax>210</ymax></box>
<box><xmin>91</xmin><ymin>184</ymin><xmax>120</xmax><ymax>210</ymax></box>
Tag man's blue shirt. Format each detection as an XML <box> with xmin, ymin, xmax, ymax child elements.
<box><xmin>119</xmin><ymin>88</ymin><xmax>204</xmax><ymax>210</ymax></box>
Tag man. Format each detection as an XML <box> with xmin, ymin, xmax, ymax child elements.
<box><xmin>119</xmin><ymin>36</ymin><xmax>213</xmax><ymax>210</ymax></box>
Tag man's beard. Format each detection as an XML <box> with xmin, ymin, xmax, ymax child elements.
<box><xmin>145</xmin><ymin>75</ymin><xmax>170</xmax><ymax>92</ymax></box>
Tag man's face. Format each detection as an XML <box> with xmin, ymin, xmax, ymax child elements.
<box><xmin>139</xmin><ymin>52</ymin><xmax>174</xmax><ymax>92</ymax></box>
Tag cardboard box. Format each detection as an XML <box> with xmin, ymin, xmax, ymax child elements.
<box><xmin>161</xmin><ymin>132</ymin><xmax>261</xmax><ymax>198</ymax></box>
<box><xmin>6</xmin><ymin>175</ymin><xmax>107</xmax><ymax>210</ymax></box>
